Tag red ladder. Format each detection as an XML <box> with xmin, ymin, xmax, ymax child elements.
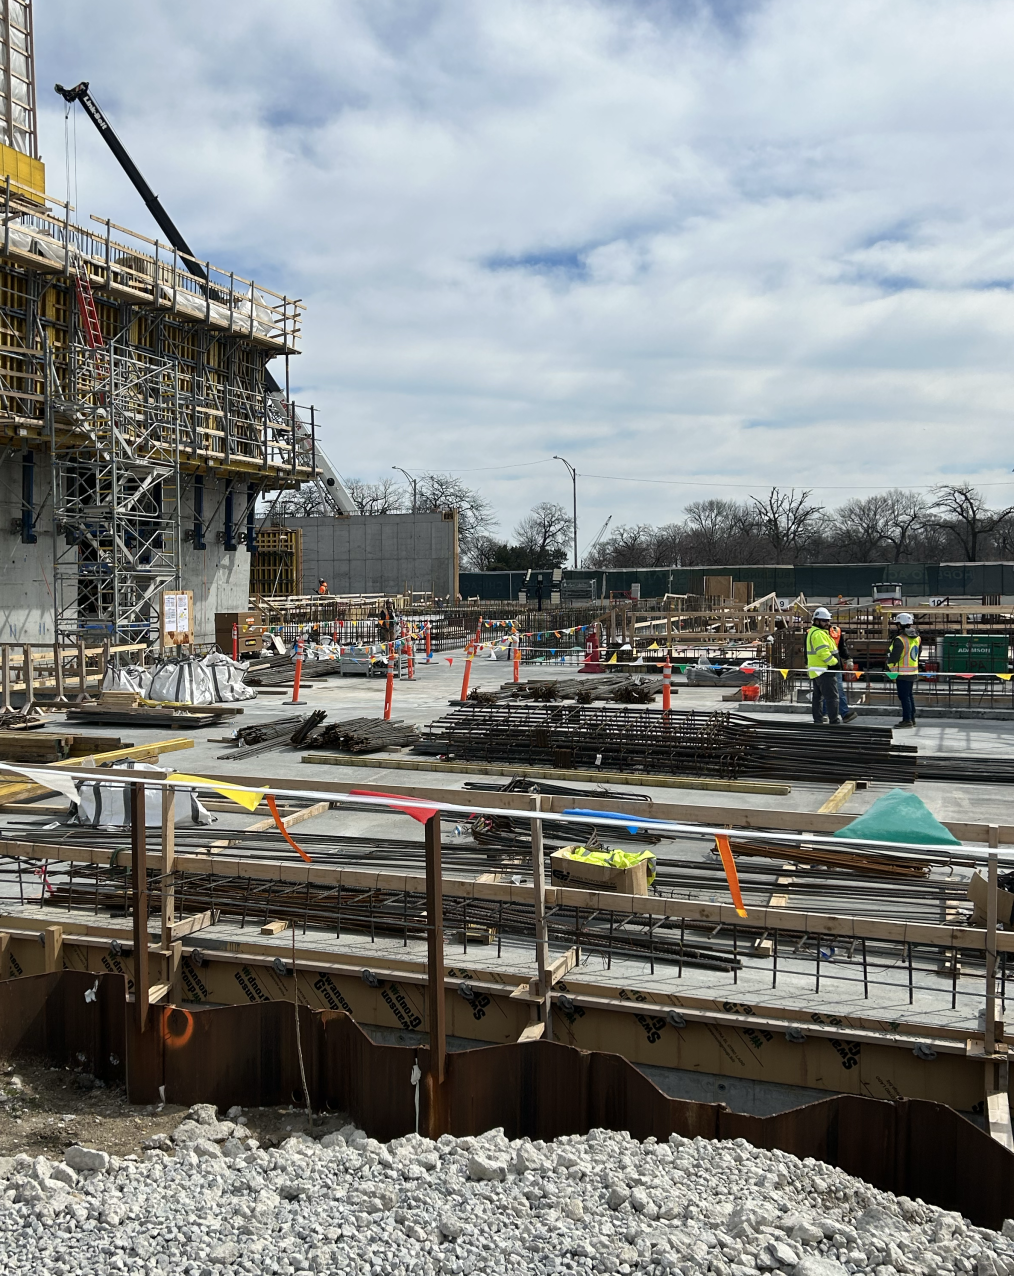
<box><xmin>74</xmin><ymin>268</ymin><xmax>104</xmax><ymax>349</ymax></box>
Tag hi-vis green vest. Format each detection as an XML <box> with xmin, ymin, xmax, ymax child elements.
<box><xmin>806</xmin><ymin>626</ymin><xmax>839</xmax><ymax>679</ymax></box>
<box><xmin>888</xmin><ymin>633</ymin><xmax>920</xmax><ymax>676</ymax></box>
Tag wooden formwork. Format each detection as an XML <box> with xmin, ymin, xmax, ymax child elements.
<box><xmin>250</xmin><ymin>527</ymin><xmax>303</xmax><ymax>598</ymax></box>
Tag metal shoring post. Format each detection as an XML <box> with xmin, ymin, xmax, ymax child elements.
<box><xmin>986</xmin><ymin>846</ymin><xmax>999</xmax><ymax>1055</ymax></box>
<box><xmin>862</xmin><ymin>937</ymin><xmax>868</xmax><ymax>998</ymax></box>
<box><xmin>130</xmin><ymin>782</ymin><xmax>150</xmax><ymax>1034</ymax></box>
<box><xmin>907</xmin><ymin>943</ymin><xmax>914</xmax><ymax>1005</ymax></box>
<box><xmin>22</xmin><ymin>644</ymin><xmax>34</xmax><ymax>710</ymax></box>
<box><xmin>731</xmin><ymin>923</ymin><xmax>737</xmax><ymax>985</ymax></box>
<box><xmin>262</xmin><ymin>388</ymin><xmax>269</xmax><ymax>471</ymax></box>
<box><xmin>3</xmin><ymin>175</ymin><xmax>9</xmax><ymax>257</ymax></box>
<box><xmin>814</xmin><ymin>932</ymin><xmax>820</xmax><ymax>995</ymax></box>
<box><xmin>530</xmin><ymin>795</ymin><xmax>551</xmax><ymax>1038</ymax></box>
<box><xmin>679</xmin><ymin>917</ymin><xmax>685</xmax><ymax>979</ymax></box>
<box><xmin>424</xmin><ymin>814</ymin><xmax>447</xmax><ymax>1087</ymax></box>
<box><xmin>1</xmin><ymin>646</ymin><xmax>10</xmax><ymax>713</ymax></box>
<box><xmin>160</xmin><ymin>778</ymin><xmax>175</xmax><ymax>985</ymax></box>
<box><xmin>772</xmin><ymin>927</ymin><xmax>778</xmax><ymax>989</ymax></box>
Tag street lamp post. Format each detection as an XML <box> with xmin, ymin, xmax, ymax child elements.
<box><xmin>392</xmin><ymin>466</ymin><xmax>418</xmax><ymax>514</ymax></box>
<box><xmin>553</xmin><ymin>455</ymin><xmax>578</xmax><ymax>570</ymax></box>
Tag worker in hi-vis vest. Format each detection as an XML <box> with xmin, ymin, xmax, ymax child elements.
<box><xmin>806</xmin><ymin>607</ymin><xmax>844</xmax><ymax>725</ymax></box>
<box><xmin>886</xmin><ymin>612</ymin><xmax>921</xmax><ymax>729</ymax></box>
<box><xmin>822</xmin><ymin>621</ymin><xmax>859</xmax><ymax>724</ymax></box>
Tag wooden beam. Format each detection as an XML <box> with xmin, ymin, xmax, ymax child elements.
<box><xmin>42</xmin><ymin>924</ymin><xmax>62</xmax><ymax>973</ymax></box>
<box><xmin>302</xmin><ymin>754</ymin><xmax>791</xmax><ymax>797</ymax></box>
<box><xmin>0</xmin><ymin>737</ymin><xmax>193</xmax><ymax>806</ymax></box>
<box><xmin>260</xmin><ymin>919</ymin><xmax>290</xmax><ymax>936</ymax></box>
<box><xmin>130</xmin><ymin>783</ymin><xmax>149</xmax><ymax>1034</ymax></box>
<box><xmin>818</xmin><ymin>781</ymin><xmax>857</xmax><ymax>815</ymax></box>
<box><xmin>246</xmin><ymin>799</ymin><xmax>329</xmax><ymax>834</ymax></box>
<box><xmin>167</xmin><ymin>909</ymin><xmax>217</xmax><ymax>943</ymax></box>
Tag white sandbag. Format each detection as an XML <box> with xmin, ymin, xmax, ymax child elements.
<box><xmin>72</xmin><ymin>762</ymin><xmax>214</xmax><ymax>829</ymax></box>
<box><xmin>101</xmin><ymin>664</ymin><xmax>151</xmax><ymax>696</ymax></box>
<box><xmin>201</xmin><ymin>651</ymin><xmax>257</xmax><ymax>702</ymax></box>
<box><xmin>147</xmin><ymin>658</ymin><xmax>214</xmax><ymax>705</ymax></box>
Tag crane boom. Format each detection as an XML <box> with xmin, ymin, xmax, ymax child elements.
<box><xmin>582</xmin><ymin>514</ymin><xmax>612</xmax><ymax>566</ymax></box>
<box><xmin>54</xmin><ymin>80</ymin><xmax>356</xmax><ymax>517</ymax></box>
<box><xmin>55</xmin><ymin>81</ymin><xmax>207</xmax><ymax>281</ymax></box>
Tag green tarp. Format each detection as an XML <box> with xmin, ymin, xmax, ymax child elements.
<box><xmin>832</xmin><ymin>788</ymin><xmax>959</xmax><ymax>846</ymax></box>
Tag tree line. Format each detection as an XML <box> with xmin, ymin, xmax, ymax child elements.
<box><xmin>586</xmin><ymin>485</ymin><xmax>1014</xmax><ymax>568</ymax></box>
<box><xmin>273</xmin><ymin>479</ymin><xmax>1014</xmax><ymax>570</ymax></box>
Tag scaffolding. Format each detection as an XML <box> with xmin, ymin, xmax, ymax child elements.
<box><xmin>0</xmin><ymin>181</ymin><xmax>315</xmax><ymax>642</ymax></box>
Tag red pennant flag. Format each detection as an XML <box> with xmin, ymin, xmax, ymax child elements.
<box><xmin>445</xmin><ymin>657</ymin><xmax>454</xmax><ymax>665</ymax></box>
<box><xmin>350</xmin><ymin>789</ymin><xmax>439</xmax><ymax>825</ymax></box>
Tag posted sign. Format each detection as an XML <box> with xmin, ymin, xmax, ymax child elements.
<box><xmin>161</xmin><ymin>590</ymin><xmax>193</xmax><ymax>646</ymax></box>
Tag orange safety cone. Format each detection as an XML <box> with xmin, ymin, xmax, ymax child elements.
<box><xmin>286</xmin><ymin>639</ymin><xmax>306</xmax><ymax>705</ymax></box>
<box><xmin>424</xmin><ymin>621</ymin><xmax>432</xmax><ymax>662</ymax></box>
<box><xmin>407</xmin><ymin>639</ymin><xmax>415</xmax><ymax>680</ymax></box>
<box><xmin>662</xmin><ymin>661</ymin><xmax>672</xmax><ymax>713</ymax></box>
<box><xmin>513</xmin><ymin>645</ymin><xmax>521</xmax><ymax>683</ymax></box>
<box><xmin>232</xmin><ymin>622</ymin><xmax>239</xmax><ymax>661</ymax></box>
<box><xmin>459</xmin><ymin>646</ymin><xmax>474</xmax><ymax>701</ymax></box>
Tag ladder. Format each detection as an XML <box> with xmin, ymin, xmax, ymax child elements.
<box><xmin>72</xmin><ymin>254</ymin><xmax>104</xmax><ymax>350</ymax></box>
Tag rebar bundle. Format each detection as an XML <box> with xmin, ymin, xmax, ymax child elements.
<box><xmin>216</xmin><ymin>713</ymin><xmax>319</xmax><ymax>761</ymax></box>
<box><xmin>243</xmin><ymin>654</ymin><xmax>341</xmax><ymax>687</ymax></box>
<box><xmin>304</xmin><ymin>717</ymin><xmax>419</xmax><ymax>754</ymax></box>
<box><xmin>418</xmin><ymin>705</ymin><xmax>919</xmax><ymax>784</ymax></box>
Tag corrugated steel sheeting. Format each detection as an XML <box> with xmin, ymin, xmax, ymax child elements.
<box><xmin>2</xmin><ymin>971</ymin><xmax>1011</xmax><ymax>1229</ymax></box>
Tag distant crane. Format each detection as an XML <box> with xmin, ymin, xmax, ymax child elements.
<box><xmin>582</xmin><ymin>514</ymin><xmax>612</xmax><ymax>567</ymax></box>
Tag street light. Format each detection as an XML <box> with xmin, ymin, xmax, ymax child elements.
<box><xmin>392</xmin><ymin>466</ymin><xmax>418</xmax><ymax>514</ymax></box>
<box><xmin>553</xmin><ymin>455</ymin><xmax>578</xmax><ymax>570</ymax></box>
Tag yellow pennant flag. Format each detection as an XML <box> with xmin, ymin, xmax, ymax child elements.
<box><xmin>999</xmin><ymin>674</ymin><xmax>1012</xmax><ymax>682</ymax></box>
<box><xmin>607</xmin><ymin>652</ymin><xmax>618</xmax><ymax>664</ymax></box>
<box><xmin>779</xmin><ymin>669</ymin><xmax>789</xmax><ymax>678</ymax></box>
<box><xmin>172</xmin><ymin>774</ymin><xmax>267</xmax><ymax>812</ymax></box>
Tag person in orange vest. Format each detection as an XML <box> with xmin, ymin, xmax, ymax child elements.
<box><xmin>317</xmin><ymin>578</ymin><xmax>329</xmax><ymax>595</ymax></box>
<box><xmin>822</xmin><ymin>617</ymin><xmax>858</xmax><ymax>724</ymax></box>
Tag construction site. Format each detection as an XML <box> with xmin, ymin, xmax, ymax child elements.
<box><xmin>4</xmin><ymin>4</ymin><xmax>1014</xmax><ymax>1271</ymax></box>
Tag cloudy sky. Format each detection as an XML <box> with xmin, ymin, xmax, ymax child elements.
<box><xmin>35</xmin><ymin>0</ymin><xmax>1014</xmax><ymax>553</ymax></box>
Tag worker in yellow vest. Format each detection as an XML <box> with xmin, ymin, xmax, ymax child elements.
<box><xmin>887</xmin><ymin>612</ymin><xmax>921</xmax><ymax>729</ymax></box>
<box><xmin>806</xmin><ymin>607</ymin><xmax>843</xmax><ymax>725</ymax></box>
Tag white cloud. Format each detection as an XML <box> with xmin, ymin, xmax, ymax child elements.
<box><xmin>34</xmin><ymin>0</ymin><xmax>1014</xmax><ymax>548</ymax></box>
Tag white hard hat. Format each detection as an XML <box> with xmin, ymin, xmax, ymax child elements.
<box><xmin>895</xmin><ymin>612</ymin><xmax>914</xmax><ymax>625</ymax></box>
<box><xmin>813</xmin><ymin>607</ymin><xmax>832</xmax><ymax>621</ymax></box>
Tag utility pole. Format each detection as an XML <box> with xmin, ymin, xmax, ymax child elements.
<box><xmin>553</xmin><ymin>455</ymin><xmax>578</xmax><ymax>570</ymax></box>
<box><xmin>392</xmin><ymin>466</ymin><xmax>418</xmax><ymax>514</ymax></box>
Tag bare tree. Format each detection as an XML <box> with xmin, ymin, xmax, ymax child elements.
<box><xmin>749</xmin><ymin>488</ymin><xmax>824</xmax><ymax>561</ymax></box>
<box><xmin>826</xmin><ymin>494</ymin><xmax>893</xmax><ymax>562</ymax></box>
<box><xmin>682</xmin><ymin>499</ymin><xmax>760</xmax><ymax>564</ymax></box>
<box><xmin>586</xmin><ymin>524</ymin><xmax>657</xmax><ymax>569</ymax></box>
<box><xmin>881</xmin><ymin>489</ymin><xmax>932</xmax><ymax>562</ymax></box>
<box><xmin>513</xmin><ymin>501</ymin><xmax>574</xmax><ymax>568</ymax></box>
<box><xmin>345</xmin><ymin>476</ymin><xmax>408</xmax><ymax>516</ymax></box>
<box><xmin>416</xmin><ymin>472</ymin><xmax>497</xmax><ymax>565</ymax></box>
<box><xmin>271</xmin><ymin>484</ymin><xmax>330</xmax><ymax>518</ymax></box>
<box><xmin>931</xmin><ymin>484</ymin><xmax>1014</xmax><ymax>561</ymax></box>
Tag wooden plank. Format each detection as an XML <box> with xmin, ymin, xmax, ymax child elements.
<box><xmin>260</xmin><ymin>920</ymin><xmax>290</xmax><ymax>935</ymax></box>
<box><xmin>301</xmin><ymin>753</ymin><xmax>791</xmax><ymax>797</ymax></box>
<box><xmin>246</xmin><ymin>799</ymin><xmax>329</xmax><ymax>834</ymax></box>
<box><xmin>167</xmin><ymin>909</ymin><xmax>216</xmax><ymax>943</ymax></box>
<box><xmin>0</xmin><ymin>738</ymin><xmax>193</xmax><ymax>805</ymax></box>
<box><xmin>518</xmin><ymin>1022</ymin><xmax>545</xmax><ymax>1042</ymax></box>
<box><xmin>818</xmin><ymin>781</ymin><xmax>857</xmax><ymax>815</ymax></box>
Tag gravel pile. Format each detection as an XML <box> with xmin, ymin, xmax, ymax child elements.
<box><xmin>0</xmin><ymin>1102</ymin><xmax>1011</xmax><ymax>1275</ymax></box>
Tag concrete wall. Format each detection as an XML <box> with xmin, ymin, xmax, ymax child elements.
<box><xmin>0</xmin><ymin>463</ymin><xmax>251</xmax><ymax>646</ymax></box>
<box><xmin>287</xmin><ymin>512</ymin><xmax>458</xmax><ymax>598</ymax></box>
<box><xmin>0</xmin><ymin>456</ymin><xmax>55</xmax><ymax>642</ymax></box>
<box><xmin>179</xmin><ymin>474</ymin><xmax>252</xmax><ymax>645</ymax></box>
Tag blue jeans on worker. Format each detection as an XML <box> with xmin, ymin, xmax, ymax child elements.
<box><xmin>896</xmin><ymin>676</ymin><xmax>916</xmax><ymax>723</ymax></box>
<box><xmin>822</xmin><ymin>672</ymin><xmax>849</xmax><ymax>720</ymax></box>
<box><xmin>811</xmin><ymin>671</ymin><xmax>841</xmax><ymax>724</ymax></box>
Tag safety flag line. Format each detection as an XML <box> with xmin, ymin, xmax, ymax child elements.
<box><xmin>714</xmin><ymin>834</ymin><xmax>748</xmax><ymax>918</ymax></box>
<box><xmin>266</xmin><ymin>794</ymin><xmax>313</xmax><ymax>864</ymax></box>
